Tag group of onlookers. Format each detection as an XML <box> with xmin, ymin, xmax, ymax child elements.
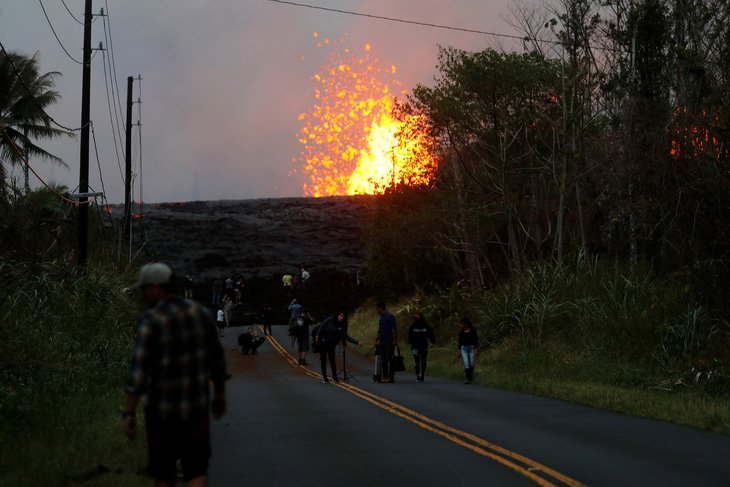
<box><xmin>123</xmin><ymin>262</ymin><xmax>480</xmax><ymax>486</ymax></box>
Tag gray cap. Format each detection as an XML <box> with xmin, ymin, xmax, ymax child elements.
<box><xmin>129</xmin><ymin>263</ymin><xmax>173</xmax><ymax>289</ymax></box>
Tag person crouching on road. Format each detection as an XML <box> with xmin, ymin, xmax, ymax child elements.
<box><xmin>240</xmin><ymin>327</ymin><xmax>265</xmax><ymax>355</ymax></box>
<box><xmin>458</xmin><ymin>317</ymin><xmax>478</xmax><ymax>384</ymax></box>
<box><xmin>408</xmin><ymin>313</ymin><xmax>435</xmax><ymax>382</ymax></box>
<box><xmin>123</xmin><ymin>262</ymin><xmax>228</xmax><ymax>487</ymax></box>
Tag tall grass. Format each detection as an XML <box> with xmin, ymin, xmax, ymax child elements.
<box><xmin>348</xmin><ymin>256</ymin><xmax>730</xmax><ymax>433</ymax></box>
<box><xmin>0</xmin><ymin>259</ymin><xmax>147</xmax><ymax>486</ymax></box>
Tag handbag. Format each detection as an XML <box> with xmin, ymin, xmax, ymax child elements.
<box><xmin>391</xmin><ymin>344</ymin><xmax>406</xmax><ymax>373</ymax></box>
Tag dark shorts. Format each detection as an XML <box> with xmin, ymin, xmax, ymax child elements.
<box><xmin>145</xmin><ymin>415</ymin><xmax>211</xmax><ymax>482</ymax></box>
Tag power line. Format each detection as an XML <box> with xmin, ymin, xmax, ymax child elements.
<box><xmin>266</xmin><ymin>0</ymin><xmax>531</xmax><ymax>41</ymax></box>
<box><xmin>37</xmin><ymin>0</ymin><xmax>84</xmax><ymax>65</ymax></box>
<box><xmin>101</xmin><ymin>50</ymin><xmax>126</xmax><ymax>185</ymax></box>
<box><xmin>60</xmin><ymin>0</ymin><xmax>86</xmax><ymax>25</ymax></box>
<box><xmin>265</xmin><ymin>0</ymin><xmax>627</xmax><ymax>53</ymax></box>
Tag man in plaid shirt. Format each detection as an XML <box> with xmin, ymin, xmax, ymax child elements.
<box><xmin>123</xmin><ymin>263</ymin><xmax>227</xmax><ymax>487</ymax></box>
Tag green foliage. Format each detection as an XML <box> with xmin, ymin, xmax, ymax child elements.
<box><xmin>0</xmin><ymin>259</ymin><xmax>140</xmax><ymax>427</ymax></box>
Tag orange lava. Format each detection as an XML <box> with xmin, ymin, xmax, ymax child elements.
<box><xmin>296</xmin><ymin>34</ymin><xmax>435</xmax><ymax>196</ymax></box>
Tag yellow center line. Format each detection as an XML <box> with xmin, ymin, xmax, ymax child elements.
<box><xmin>260</xmin><ymin>328</ymin><xmax>586</xmax><ymax>487</ymax></box>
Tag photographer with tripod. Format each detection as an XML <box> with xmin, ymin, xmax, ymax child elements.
<box><xmin>315</xmin><ymin>313</ymin><xmax>362</xmax><ymax>383</ymax></box>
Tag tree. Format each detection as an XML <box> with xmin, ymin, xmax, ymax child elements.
<box><xmin>406</xmin><ymin>48</ymin><xmax>563</xmax><ymax>281</ymax></box>
<box><xmin>0</xmin><ymin>49</ymin><xmax>72</xmax><ymax>195</ymax></box>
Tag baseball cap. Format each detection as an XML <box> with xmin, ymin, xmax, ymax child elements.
<box><xmin>129</xmin><ymin>263</ymin><xmax>173</xmax><ymax>289</ymax></box>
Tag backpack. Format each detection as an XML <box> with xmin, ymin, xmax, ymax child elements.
<box><xmin>237</xmin><ymin>333</ymin><xmax>246</xmax><ymax>346</ymax></box>
<box><xmin>289</xmin><ymin>317</ymin><xmax>305</xmax><ymax>336</ymax></box>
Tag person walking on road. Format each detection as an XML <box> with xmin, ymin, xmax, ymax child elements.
<box><xmin>216</xmin><ymin>306</ymin><xmax>226</xmax><ymax>337</ymax></box>
<box><xmin>315</xmin><ymin>316</ymin><xmax>340</xmax><ymax>383</ymax></box>
<box><xmin>374</xmin><ymin>302</ymin><xmax>397</xmax><ymax>383</ymax></box>
<box><xmin>222</xmin><ymin>295</ymin><xmax>233</xmax><ymax>327</ymax></box>
<box><xmin>288</xmin><ymin>299</ymin><xmax>303</xmax><ymax>327</ymax></box>
<box><xmin>294</xmin><ymin>309</ymin><xmax>314</xmax><ymax>366</ymax></box>
<box><xmin>458</xmin><ymin>317</ymin><xmax>478</xmax><ymax>384</ymax></box>
<box><xmin>408</xmin><ymin>313</ymin><xmax>435</xmax><ymax>382</ymax></box>
<box><xmin>123</xmin><ymin>262</ymin><xmax>227</xmax><ymax>487</ymax></box>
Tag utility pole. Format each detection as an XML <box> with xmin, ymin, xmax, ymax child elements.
<box><xmin>123</xmin><ymin>76</ymin><xmax>133</xmax><ymax>243</ymax></box>
<box><xmin>78</xmin><ymin>0</ymin><xmax>93</xmax><ymax>267</ymax></box>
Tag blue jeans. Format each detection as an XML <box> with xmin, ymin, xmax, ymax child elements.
<box><xmin>460</xmin><ymin>345</ymin><xmax>475</xmax><ymax>369</ymax></box>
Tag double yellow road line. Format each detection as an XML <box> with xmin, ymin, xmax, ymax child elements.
<box><xmin>263</xmin><ymin>327</ymin><xmax>586</xmax><ymax>487</ymax></box>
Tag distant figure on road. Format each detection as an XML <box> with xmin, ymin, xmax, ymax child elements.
<box><xmin>356</xmin><ymin>267</ymin><xmax>363</xmax><ymax>286</ymax></box>
<box><xmin>224</xmin><ymin>275</ymin><xmax>234</xmax><ymax>300</ymax></box>
<box><xmin>222</xmin><ymin>295</ymin><xmax>233</xmax><ymax>327</ymax></box>
<box><xmin>288</xmin><ymin>299</ymin><xmax>303</xmax><ymax>327</ymax></box>
<box><xmin>458</xmin><ymin>317</ymin><xmax>478</xmax><ymax>384</ymax></box>
<box><xmin>408</xmin><ymin>313</ymin><xmax>436</xmax><ymax>382</ymax></box>
<box><xmin>123</xmin><ymin>262</ymin><xmax>227</xmax><ymax>487</ymax></box>
<box><xmin>239</xmin><ymin>326</ymin><xmax>265</xmax><ymax>355</ymax></box>
<box><xmin>374</xmin><ymin>302</ymin><xmax>397</xmax><ymax>383</ymax></box>
<box><xmin>216</xmin><ymin>306</ymin><xmax>226</xmax><ymax>337</ymax></box>
<box><xmin>212</xmin><ymin>277</ymin><xmax>222</xmax><ymax>306</ymax></box>
<box><xmin>300</xmin><ymin>268</ymin><xmax>310</xmax><ymax>290</ymax></box>
<box><xmin>293</xmin><ymin>309</ymin><xmax>314</xmax><ymax>366</ymax></box>
<box><xmin>282</xmin><ymin>273</ymin><xmax>293</xmax><ymax>294</ymax></box>
<box><xmin>184</xmin><ymin>274</ymin><xmax>194</xmax><ymax>299</ymax></box>
<box><xmin>261</xmin><ymin>303</ymin><xmax>273</xmax><ymax>336</ymax></box>
<box><xmin>234</xmin><ymin>278</ymin><xmax>244</xmax><ymax>306</ymax></box>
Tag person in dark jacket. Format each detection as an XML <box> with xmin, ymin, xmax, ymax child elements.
<box><xmin>315</xmin><ymin>313</ymin><xmax>362</xmax><ymax>383</ymax></box>
<box><xmin>457</xmin><ymin>317</ymin><xmax>478</xmax><ymax>384</ymax></box>
<box><xmin>408</xmin><ymin>313</ymin><xmax>436</xmax><ymax>382</ymax></box>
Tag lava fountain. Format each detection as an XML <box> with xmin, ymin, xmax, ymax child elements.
<box><xmin>296</xmin><ymin>33</ymin><xmax>436</xmax><ymax>197</ymax></box>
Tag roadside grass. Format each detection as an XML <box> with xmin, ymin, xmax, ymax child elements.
<box><xmin>348</xmin><ymin>258</ymin><xmax>730</xmax><ymax>434</ymax></box>
<box><xmin>0</xmin><ymin>260</ymin><xmax>149</xmax><ymax>486</ymax></box>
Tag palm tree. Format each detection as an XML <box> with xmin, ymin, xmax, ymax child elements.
<box><xmin>0</xmin><ymin>49</ymin><xmax>73</xmax><ymax>195</ymax></box>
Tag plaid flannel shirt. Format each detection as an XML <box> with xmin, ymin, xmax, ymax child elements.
<box><xmin>126</xmin><ymin>296</ymin><xmax>227</xmax><ymax>421</ymax></box>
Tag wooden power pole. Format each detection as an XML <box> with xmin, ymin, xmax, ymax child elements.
<box><xmin>123</xmin><ymin>76</ymin><xmax>133</xmax><ymax>243</ymax></box>
<box><xmin>78</xmin><ymin>0</ymin><xmax>93</xmax><ymax>267</ymax></box>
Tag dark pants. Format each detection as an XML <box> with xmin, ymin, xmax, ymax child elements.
<box><xmin>242</xmin><ymin>337</ymin><xmax>265</xmax><ymax>355</ymax></box>
<box><xmin>145</xmin><ymin>414</ymin><xmax>211</xmax><ymax>482</ymax></box>
<box><xmin>380</xmin><ymin>341</ymin><xmax>394</xmax><ymax>380</ymax></box>
<box><xmin>413</xmin><ymin>348</ymin><xmax>429</xmax><ymax>378</ymax></box>
<box><xmin>262</xmin><ymin>321</ymin><xmax>272</xmax><ymax>335</ymax></box>
<box><xmin>319</xmin><ymin>341</ymin><xmax>337</xmax><ymax>380</ymax></box>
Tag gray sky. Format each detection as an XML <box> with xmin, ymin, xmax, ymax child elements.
<box><xmin>1</xmin><ymin>1</ymin><xmax>523</xmax><ymax>203</ymax></box>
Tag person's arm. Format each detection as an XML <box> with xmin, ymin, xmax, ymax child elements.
<box><xmin>345</xmin><ymin>334</ymin><xmax>362</xmax><ymax>346</ymax></box>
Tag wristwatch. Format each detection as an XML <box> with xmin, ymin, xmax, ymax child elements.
<box><xmin>122</xmin><ymin>410</ymin><xmax>136</xmax><ymax>418</ymax></box>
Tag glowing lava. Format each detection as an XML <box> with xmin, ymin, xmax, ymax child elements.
<box><xmin>296</xmin><ymin>33</ymin><xmax>435</xmax><ymax>196</ymax></box>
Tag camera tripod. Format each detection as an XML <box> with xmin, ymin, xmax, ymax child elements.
<box><xmin>337</xmin><ymin>343</ymin><xmax>358</xmax><ymax>382</ymax></box>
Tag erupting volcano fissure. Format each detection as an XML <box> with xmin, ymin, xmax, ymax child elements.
<box><xmin>296</xmin><ymin>33</ymin><xmax>435</xmax><ymax>197</ymax></box>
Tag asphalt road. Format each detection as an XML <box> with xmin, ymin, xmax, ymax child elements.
<box><xmin>207</xmin><ymin>324</ymin><xmax>730</xmax><ymax>487</ymax></box>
